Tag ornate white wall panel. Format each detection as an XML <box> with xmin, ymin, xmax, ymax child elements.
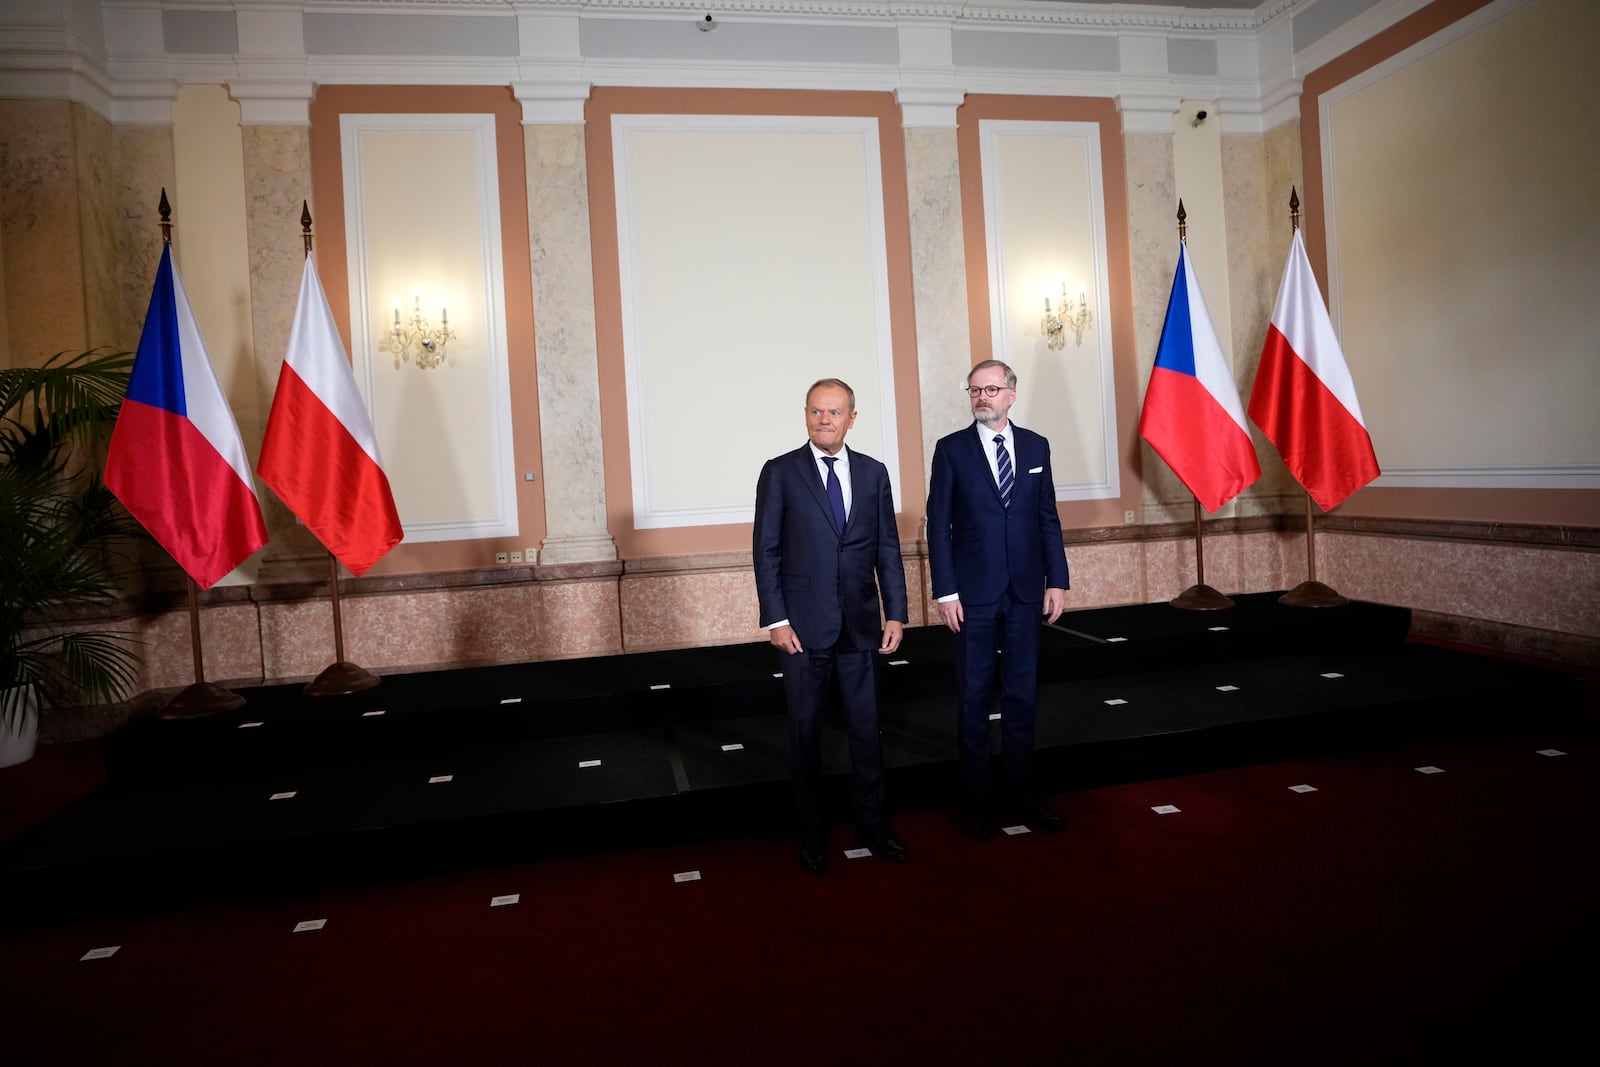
<box><xmin>612</xmin><ymin>113</ymin><xmax>900</xmax><ymax>528</ymax></box>
<box><xmin>978</xmin><ymin>119</ymin><xmax>1119</xmax><ymax>501</ymax></box>
<box><xmin>340</xmin><ymin>113</ymin><xmax>519</xmax><ymax>542</ymax></box>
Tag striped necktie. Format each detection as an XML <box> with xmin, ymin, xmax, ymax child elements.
<box><xmin>994</xmin><ymin>434</ymin><xmax>1013</xmax><ymax>507</ymax></box>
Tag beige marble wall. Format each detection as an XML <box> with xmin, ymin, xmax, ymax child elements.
<box><xmin>525</xmin><ymin>124</ymin><xmax>616</xmax><ymax>564</ymax></box>
<box><xmin>904</xmin><ymin>127</ymin><xmax>973</xmax><ymax>494</ymax></box>
<box><xmin>1123</xmin><ymin>132</ymin><xmax>1189</xmax><ymax>519</ymax></box>
<box><xmin>241</xmin><ymin>124</ymin><xmax>327</xmax><ymax>563</ymax></box>
<box><xmin>73</xmin><ymin>105</ymin><xmax>122</xmax><ymax>352</ymax></box>
<box><xmin>1321</xmin><ymin>533</ymin><xmax>1599</xmax><ymax>637</ymax></box>
<box><xmin>620</xmin><ymin>568</ymin><xmax>766</xmax><ymax>652</ymax></box>
<box><xmin>110</xmin><ymin>126</ymin><xmax>175</xmax><ymax>352</ymax></box>
<box><xmin>0</xmin><ymin>101</ymin><xmax>88</xmax><ymax>362</ymax></box>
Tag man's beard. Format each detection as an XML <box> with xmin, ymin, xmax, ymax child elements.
<box><xmin>974</xmin><ymin>407</ymin><xmax>1002</xmax><ymax>426</ymax></box>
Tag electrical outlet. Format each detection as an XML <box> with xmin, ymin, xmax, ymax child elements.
<box><xmin>509</xmin><ymin>551</ymin><xmax>523</xmax><ymax>563</ymax></box>
<box><xmin>1124</xmin><ymin>510</ymin><xmax>1136</xmax><ymax>524</ymax></box>
<box><xmin>495</xmin><ymin>552</ymin><xmax>508</xmax><ymax>564</ymax></box>
<box><xmin>526</xmin><ymin>547</ymin><xmax>539</xmax><ymax>564</ymax></box>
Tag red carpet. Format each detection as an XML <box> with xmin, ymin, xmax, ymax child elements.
<box><xmin>2</xmin><ymin>696</ymin><xmax>1592</xmax><ymax>1066</ymax></box>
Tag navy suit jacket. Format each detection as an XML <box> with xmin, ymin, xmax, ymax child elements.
<box><xmin>753</xmin><ymin>444</ymin><xmax>908</xmax><ymax>652</ymax></box>
<box><xmin>926</xmin><ymin>422</ymin><xmax>1070</xmax><ymax>606</ymax></box>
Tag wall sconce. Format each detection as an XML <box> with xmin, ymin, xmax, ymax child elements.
<box><xmin>1041</xmin><ymin>280</ymin><xmax>1092</xmax><ymax>350</ymax></box>
<box><xmin>383</xmin><ymin>287</ymin><xmax>457</xmax><ymax>370</ymax></box>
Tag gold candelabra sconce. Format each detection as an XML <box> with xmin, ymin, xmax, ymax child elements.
<box><xmin>1041</xmin><ymin>280</ymin><xmax>1092</xmax><ymax>350</ymax></box>
<box><xmin>384</xmin><ymin>288</ymin><xmax>457</xmax><ymax>370</ymax></box>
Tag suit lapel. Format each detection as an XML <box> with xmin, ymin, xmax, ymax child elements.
<box><xmin>791</xmin><ymin>444</ymin><xmax>838</xmax><ymax>536</ymax></box>
<box><xmin>962</xmin><ymin>422</ymin><xmax>1006</xmax><ymax>506</ymax></box>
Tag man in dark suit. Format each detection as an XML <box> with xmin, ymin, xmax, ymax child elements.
<box><xmin>926</xmin><ymin>359</ymin><xmax>1070</xmax><ymax>839</ymax></box>
<box><xmin>754</xmin><ymin>378</ymin><xmax>910</xmax><ymax>873</ymax></box>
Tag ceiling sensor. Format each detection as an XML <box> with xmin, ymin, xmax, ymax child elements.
<box><xmin>699</xmin><ymin>14</ymin><xmax>717</xmax><ymax>32</ymax></box>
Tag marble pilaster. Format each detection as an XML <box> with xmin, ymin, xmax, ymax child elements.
<box><xmin>240</xmin><ymin>124</ymin><xmax>325</xmax><ymax>561</ymax></box>
<box><xmin>0</xmin><ymin>100</ymin><xmax>87</xmax><ymax>362</ymax></box>
<box><xmin>1123</xmin><ymin>132</ymin><xmax>1188</xmax><ymax>520</ymax></box>
<box><xmin>110</xmin><ymin>126</ymin><xmax>176</xmax><ymax>351</ymax></box>
<box><xmin>525</xmin><ymin>123</ymin><xmax>616</xmax><ymax>564</ymax></box>
<box><xmin>903</xmin><ymin>127</ymin><xmax>973</xmax><ymax>498</ymax></box>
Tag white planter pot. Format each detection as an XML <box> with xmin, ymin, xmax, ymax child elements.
<box><xmin>1</xmin><ymin>684</ymin><xmax>39</xmax><ymax>768</ymax></box>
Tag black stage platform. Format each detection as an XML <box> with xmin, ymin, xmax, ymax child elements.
<box><xmin>0</xmin><ymin>592</ymin><xmax>1583</xmax><ymax>910</ymax></box>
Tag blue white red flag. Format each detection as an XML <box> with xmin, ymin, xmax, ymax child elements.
<box><xmin>258</xmin><ymin>258</ymin><xmax>402</xmax><ymax>576</ymax></box>
<box><xmin>106</xmin><ymin>245</ymin><xmax>268</xmax><ymax>588</ymax></box>
<box><xmin>1249</xmin><ymin>230</ymin><xmax>1380</xmax><ymax>511</ymax></box>
<box><xmin>1139</xmin><ymin>243</ymin><xmax>1262</xmax><ymax>512</ymax></box>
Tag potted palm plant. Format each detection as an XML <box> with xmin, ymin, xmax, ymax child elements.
<box><xmin>1</xmin><ymin>349</ymin><xmax>143</xmax><ymax>766</ymax></box>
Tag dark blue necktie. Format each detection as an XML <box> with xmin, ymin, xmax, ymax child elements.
<box><xmin>994</xmin><ymin>434</ymin><xmax>1013</xmax><ymax>508</ymax></box>
<box><xmin>823</xmin><ymin>455</ymin><xmax>846</xmax><ymax>534</ymax></box>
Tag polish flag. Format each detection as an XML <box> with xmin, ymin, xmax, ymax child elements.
<box><xmin>258</xmin><ymin>258</ymin><xmax>402</xmax><ymax>576</ymax></box>
<box><xmin>106</xmin><ymin>245</ymin><xmax>268</xmax><ymax>588</ymax></box>
<box><xmin>1139</xmin><ymin>243</ymin><xmax>1262</xmax><ymax>512</ymax></box>
<box><xmin>1249</xmin><ymin>230</ymin><xmax>1380</xmax><ymax>511</ymax></box>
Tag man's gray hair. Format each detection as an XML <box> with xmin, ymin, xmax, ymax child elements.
<box><xmin>966</xmin><ymin>359</ymin><xmax>1017</xmax><ymax>390</ymax></box>
<box><xmin>807</xmin><ymin>377</ymin><xmax>856</xmax><ymax>412</ymax></box>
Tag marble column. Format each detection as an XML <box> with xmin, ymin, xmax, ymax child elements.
<box><xmin>110</xmin><ymin>127</ymin><xmax>177</xmax><ymax>352</ymax></box>
<box><xmin>1124</xmin><ymin>131</ymin><xmax>1191</xmax><ymax>521</ymax></box>
<box><xmin>0</xmin><ymin>100</ymin><xmax>88</xmax><ymax>362</ymax></box>
<box><xmin>903</xmin><ymin>127</ymin><xmax>973</xmax><ymax>502</ymax></box>
<box><xmin>525</xmin><ymin>123</ymin><xmax>616</xmax><ymax>564</ymax></box>
<box><xmin>241</xmin><ymin>124</ymin><xmax>326</xmax><ymax>565</ymax></box>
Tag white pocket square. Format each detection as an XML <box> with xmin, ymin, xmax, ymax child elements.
<box><xmin>1027</xmin><ymin>466</ymin><xmax>1044</xmax><ymax>474</ymax></box>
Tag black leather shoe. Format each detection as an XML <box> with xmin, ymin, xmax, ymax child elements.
<box><xmin>858</xmin><ymin>827</ymin><xmax>910</xmax><ymax>863</ymax></box>
<box><xmin>798</xmin><ymin>827</ymin><xmax>828</xmax><ymax>873</ymax></box>
<box><xmin>1019</xmin><ymin>802</ymin><xmax>1065</xmax><ymax>832</ymax></box>
<box><xmin>962</xmin><ymin>807</ymin><xmax>994</xmax><ymax>841</ymax></box>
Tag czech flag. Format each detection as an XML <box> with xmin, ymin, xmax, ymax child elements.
<box><xmin>1139</xmin><ymin>243</ymin><xmax>1261</xmax><ymax>512</ymax></box>
<box><xmin>1249</xmin><ymin>230</ymin><xmax>1380</xmax><ymax>511</ymax></box>
<box><xmin>106</xmin><ymin>245</ymin><xmax>268</xmax><ymax>589</ymax></box>
<box><xmin>258</xmin><ymin>258</ymin><xmax>402</xmax><ymax>576</ymax></box>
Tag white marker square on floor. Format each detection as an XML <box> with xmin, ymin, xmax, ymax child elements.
<box><xmin>1104</xmin><ymin>698</ymin><xmax>1128</xmax><ymax>706</ymax></box>
<box><xmin>578</xmin><ymin>759</ymin><xmax>602</xmax><ymax>768</ymax></box>
<box><xmin>293</xmin><ymin>919</ymin><xmax>326</xmax><ymax>933</ymax></box>
<box><xmin>1321</xmin><ymin>672</ymin><xmax>1345</xmax><ymax>679</ymax></box>
<box><xmin>1537</xmin><ymin>749</ymin><xmax>1567</xmax><ymax>757</ymax></box>
<box><xmin>1215</xmin><ymin>685</ymin><xmax>1239</xmax><ymax>692</ymax></box>
<box><xmin>1152</xmin><ymin>805</ymin><xmax>1181</xmax><ymax>814</ymax></box>
<box><xmin>1106</xmin><ymin>636</ymin><xmax>1128</xmax><ymax>643</ymax></box>
<box><xmin>650</xmin><ymin>684</ymin><xmax>671</xmax><ymax>690</ymax></box>
<box><xmin>490</xmin><ymin>894</ymin><xmax>520</xmax><ymax>907</ymax></box>
<box><xmin>237</xmin><ymin>721</ymin><xmax>264</xmax><ymax>729</ymax></box>
<box><xmin>888</xmin><ymin>660</ymin><xmax>909</xmax><ymax>666</ymax></box>
<box><xmin>988</xmin><ymin>713</ymin><xmax>1001</xmax><ymax>721</ymax></box>
<box><xmin>843</xmin><ymin>847</ymin><xmax>871</xmax><ymax>859</ymax></box>
<box><xmin>772</xmin><ymin>672</ymin><xmax>783</xmax><ymax>678</ymax></box>
<box><xmin>500</xmin><ymin>697</ymin><xmax>522</xmax><ymax>705</ymax></box>
<box><xmin>269</xmin><ymin>791</ymin><xmax>297</xmax><ymax>801</ymax></box>
<box><xmin>428</xmin><ymin>774</ymin><xmax>454</xmax><ymax>784</ymax></box>
<box><xmin>362</xmin><ymin>709</ymin><xmax>386</xmax><ymax>717</ymax></box>
<box><xmin>720</xmin><ymin>743</ymin><xmax>744</xmax><ymax>752</ymax></box>
<box><xmin>1002</xmin><ymin>825</ymin><xmax>1031</xmax><ymax>836</ymax></box>
<box><xmin>673</xmin><ymin>871</ymin><xmax>702</xmax><ymax>883</ymax></box>
<box><xmin>1415</xmin><ymin>765</ymin><xmax>1446</xmax><ymax>774</ymax></box>
<box><xmin>1208</xmin><ymin>626</ymin><xmax>1229</xmax><ymax>632</ymax></box>
<box><xmin>80</xmin><ymin>946</ymin><xmax>119</xmax><ymax>961</ymax></box>
<box><xmin>1289</xmin><ymin>784</ymin><xmax>1318</xmax><ymax>793</ymax></box>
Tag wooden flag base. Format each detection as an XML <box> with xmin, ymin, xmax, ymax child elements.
<box><xmin>304</xmin><ymin>661</ymin><xmax>381</xmax><ymax>697</ymax></box>
<box><xmin>1279</xmin><ymin>580</ymin><xmax>1349</xmax><ymax>608</ymax></box>
<box><xmin>160</xmin><ymin>681</ymin><xmax>245</xmax><ymax>719</ymax></box>
<box><xmin>1170</xmin><ymin>583</ymin><xmax>1235</xmax><ymax>611</ymax></box>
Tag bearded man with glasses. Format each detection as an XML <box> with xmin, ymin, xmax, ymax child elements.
<box><xmin>926</xmin><ymin>359</ymin><xmax>1071</xmax><ymax>839</ymax></box>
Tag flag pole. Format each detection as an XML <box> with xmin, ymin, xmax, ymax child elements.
<box><xmin>1278</xmin><ymin>188</ymin><xmax>1348</xmax><ymax>608</ymax></box>
<box><xmin>1168</xmin><ymin>199</ymin><xmax>1234</xmax><ymax>612</ymax></box>
<box><xmin>155</xmin><ymin>190</ymin><xmax>247</xmax><ymax>718</ymax></box>
<box><xmin>297</xmin><ymin>202</ymin><xmax>382</xmax><ymax>697</ymax></box>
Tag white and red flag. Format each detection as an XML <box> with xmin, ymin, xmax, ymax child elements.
<box><xmin>258</xmin><ymin>258</ymin><xmax>402</xmax><ymax>575</ymax></box>
<box><xmin>1249</xmin><ymin>231</ymin><xmax>1380</xmax><ymax>511</ymax></box>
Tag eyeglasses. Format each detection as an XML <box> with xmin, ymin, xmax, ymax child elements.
<box><xmin>966</xmin><ymin>385</ymin><xmax>1008</xmax><ymax>398</ymax></box>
